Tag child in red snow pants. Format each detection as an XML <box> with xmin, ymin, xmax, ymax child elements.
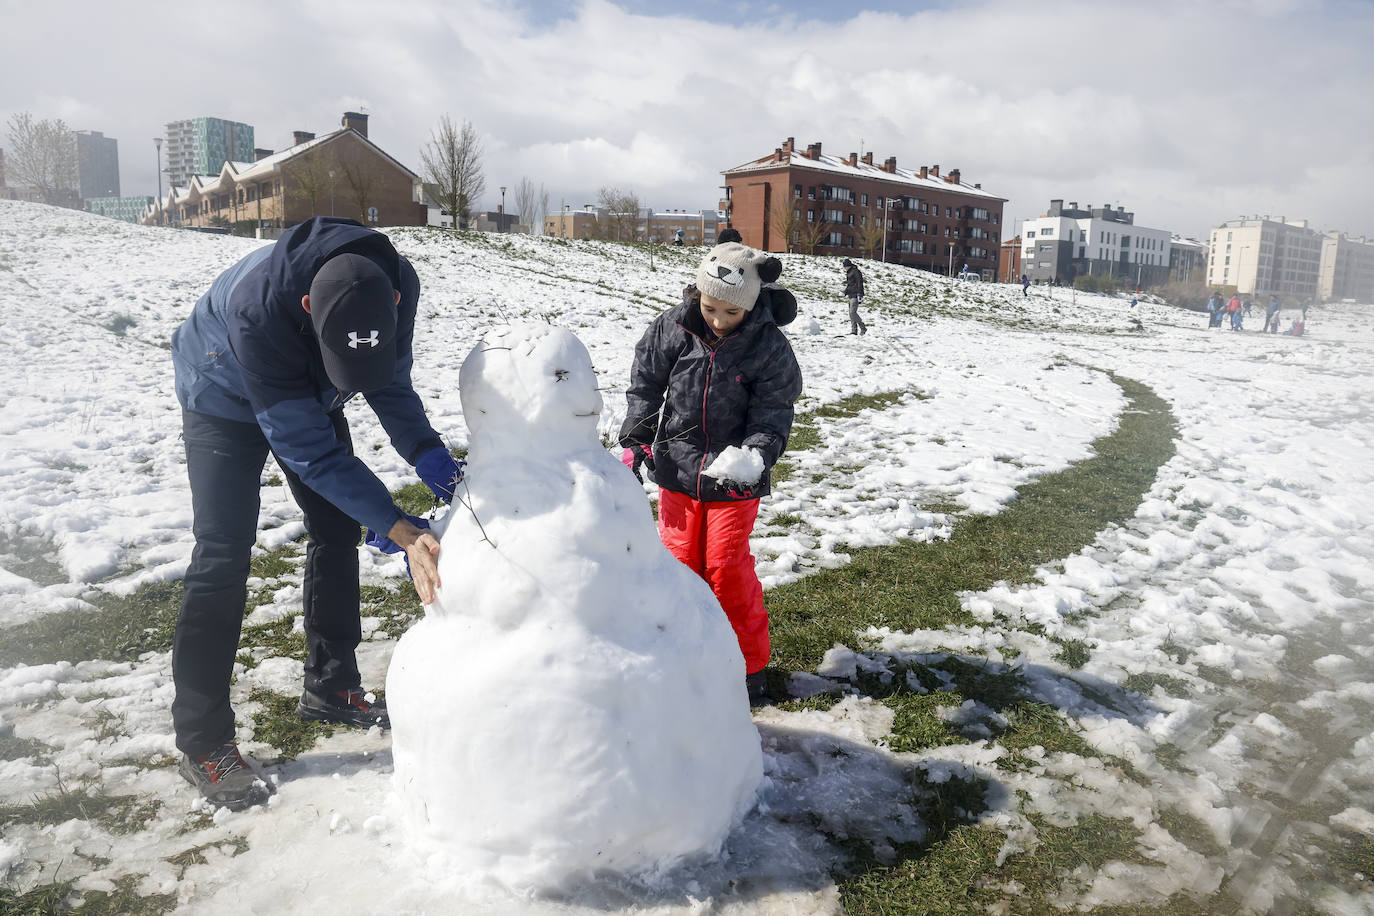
<box><xmin>656</xmin><ymin>488</ymin><xmax>769</xmax><ymax>674</ymax></box>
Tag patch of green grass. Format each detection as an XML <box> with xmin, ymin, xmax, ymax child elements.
<box><xmin>0</xmin><ymin>580</ymin><xmax>184</xmax><ymax>667</ymax></box>
<box><xmin>0</xmin><ymin>880</ymin><xmax>77</xmax><ymax>915</ymax></box>
<box><xmin>1054</xmin><ymin>637</ymin><xmax>1093</xmax><ymax>669</ymax></box>
<box><xmin>1329</xmin><ymin>832</ymin><xmax>1374</xmax><ymax>881</ymax></box>
<box><xmin>247</xmin><ymin>687</ymin><xmax>332</xmax><ymax>758</ymax></box>
<box><xmin>1122</xmin><ymin>671</ymin><xmax>1192</xmax><ymax>699</ymax></box>
<box><xmin>238</xmin><ymin>615</ymin><xmax>307</xmax><ymax>668</ymax></box>
<box><xmin>164</xmin><ymin>836</ymin><xmax>250</xmax><ymax>877</ymax></box>
<box><xmin>768</xmin><ymin>373</ymin><xmax>1177</xmax><ymax>675</ymax></box>
<box><xmin>838</xmin><ymin>812</ymin><xmax>1151</xmax><ymax>915</ymax></box>
<box><xmin>0</xmin><ymin>785</ymin><xmax>161</xmax><ymax>836</ymax></box>
<box><xmin>0</xmin><ymin>732</ymin><xmax>51</xmax><ymax>761</ymax></box>
<box><xmin>66</xmin><ymin>875</ymin><xmax>177</xmax><ymax>915</ymax></box>
<box><xmin>361</xmin><ymin>584</ymin><xmax>423</xmax><ymax>639</ymax></box>
<box><xmin>1158</xmin><ymin>808</ymin><xmax>1225</xmax><ymax>858</ymax></box>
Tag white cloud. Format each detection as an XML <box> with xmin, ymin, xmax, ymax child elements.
<box><xmin>0</xmin><ymin>0</ymin><xmax>1370</xmax><ymax>238</ymax></box>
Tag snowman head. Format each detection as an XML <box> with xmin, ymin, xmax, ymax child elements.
<box><xmin>459</xmin><ymin>324</ymin><xmax>604</xmax><ymax>446</ymax></box>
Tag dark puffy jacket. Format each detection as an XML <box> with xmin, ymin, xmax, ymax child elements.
<box><xmin>171</xmin><ymin>217</ymin><xmax>442</xmax><ymax>533</ymax></box>
<box><xmin>620</xmin><ymin>296</ymin><xmax>803</xmax><ymax>502</ymax></box>
<box><xmin>844</xmin><ymin>265</ymin><xmax>864</xmax><ymax>298</ymax></box>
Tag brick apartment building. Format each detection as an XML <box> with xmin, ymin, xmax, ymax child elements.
<box><xmin>999</xmin><ymin>236</ymin><xmax>1022</xmax><ymax>283</ymax></box>
<box><xmin>143</xmin><ymin>113</ymin><xmax>426</xmax><ymax>231</ymax></box>
<box><xmin>721</xmin><ymin>138</ymin><xmax>1005</xmax><ymax>275</ymax></box>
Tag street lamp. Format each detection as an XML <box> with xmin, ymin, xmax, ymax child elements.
<box><xmin>328</xmin><ymin>169</ymin><xmax>335</xmax><ymax>217</ymax></box>
<box><xmin>499</xmin><ymin>186</ymin><xmax>507</xmax><ymax>232</ymax></box>
<box><xmin>153</xmin><ymin>138</ymin><xmax>163</xmax><ymax>226</ymax></box>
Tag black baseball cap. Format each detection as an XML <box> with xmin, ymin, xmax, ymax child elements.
<box><xmin>309</xmin><ymin>253</ymin><xmax>398</xmax><ymax>392</ymax></box>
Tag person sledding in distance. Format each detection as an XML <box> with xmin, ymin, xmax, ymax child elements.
<box><xmin>170</xmin><ymin>216</ymin><xmax>463</xmax><ymax>810</ymax></box>
<box><xmin>620</xmin><ymin>242</ymin><xmax>803</xmax><ymax>706</ymax></box>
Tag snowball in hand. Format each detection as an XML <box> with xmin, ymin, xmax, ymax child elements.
<box><xmin>385</xmin><ymin>324</ymin><xmax>763</xmax><ymax>892</ymax></box>
<box><xmin>703</xmin><ymin>445</ymin><xmax>765</xmax><ymax>486</ymax></box>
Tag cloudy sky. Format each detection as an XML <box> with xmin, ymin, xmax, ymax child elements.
<box><xmin>3</xmin><ymin>0</ymin><xmax>1371</xmax><ymax>240</ymax></box>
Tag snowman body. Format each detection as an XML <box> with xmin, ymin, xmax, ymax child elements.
<box><xmin>387</xmin><ymin>324</ymin><xmax>762</xmax><ymax>891</ymax></box>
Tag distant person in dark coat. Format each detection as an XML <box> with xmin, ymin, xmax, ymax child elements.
<box><xmin>843</xmin><ymin>258</ymin><xmax>867</xmax><ymax>335</ymax></box>
<box><xmin>1021</xmin><ymin>274</ymin><xmax>1030</xmax><ymax>297</ymax></box>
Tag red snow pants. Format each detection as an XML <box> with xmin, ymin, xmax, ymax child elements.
<box><xmin>656</xmin><ymin>488</ymin><xmax>769</xmax><ymax>674</ymax></box>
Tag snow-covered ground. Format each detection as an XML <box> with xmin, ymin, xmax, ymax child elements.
<box><xmin>1</xmin><ymin>199</ymin><xmax>1372</xmax><ymax>914</ymax></box>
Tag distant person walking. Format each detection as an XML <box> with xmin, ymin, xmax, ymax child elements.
<box><xmin>1021</xmin><ymin>274</ymin><xmax>1030</xmax><ymax>297</ymax></box>
<box><xmin>1207</xmin><ymin>291</ymin><xmax>1224</xmax><ymax>329</ymax></box>
<box><xmin>1227</xmin><ymin>293</ymin><xmax>1243</xmax><ymax>331</ymax></box>
<box><xmin>843</xmin><ymin>258</ymin><xmax>867</xmax><ymax>335</ymax></box>
<box><xmin>1265</xmin><ymin>294</ymin><xmax>1282</xmax><ymax>333</ymax></box>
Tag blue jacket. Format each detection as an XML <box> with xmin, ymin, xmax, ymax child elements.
<box><xmin>172</xmin><ymin>218</ymin><xmax>443</xmax><ymax>534</ymax></box>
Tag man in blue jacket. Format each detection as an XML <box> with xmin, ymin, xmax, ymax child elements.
<box><xmin>170</xmin><ymin>217</ymin><xmax>461</xmax><ymax>810</ymax></box>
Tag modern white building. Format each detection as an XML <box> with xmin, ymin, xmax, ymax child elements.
<box><xmin>1318</xmin><ymin>232</ymin><xmax>1374</xmax><ymax>302</ymax></box>
<box><xmin>1021</xmin><ymin>200</ymin><xmax>1172</xmax><ymax>287</ymax></box>
<box><xmin>1206</xmin><ymin>217</ymin><xmax>1323</xmax><ymax>299</ymax></box>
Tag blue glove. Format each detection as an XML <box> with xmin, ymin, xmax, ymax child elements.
<box><xmin>365</xmin><ymin>514</ymin><xmax>430</xmax><ymax>579</ymax></box>
<box><xmin>416</xmin><ymin>446</ymin><xmax>464</xmax><ymax>503</ymax></box>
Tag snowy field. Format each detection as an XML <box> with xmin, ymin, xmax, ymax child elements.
<box><xmin>1</xmin><ymin>199</ymin><xmax>1372</xmax><ymax>914</ymax></box>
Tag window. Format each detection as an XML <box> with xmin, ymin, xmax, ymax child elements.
<box><xmin>898</xmin><ymin>239</ymin><xmax>925</xmax><ymax>253</ymax></box>
<box><xmin>794</xmin><ymin>184</ymin><xmax>802</xmax><ymax>198</ymax></box>
<box><xmin>822</xmin><ymin>208</ymin><xmax>845</xmax><ymax>223</ymax></box>
<box><xmin>971</xmin><ymin>207</ymin><xmax>989</xmax><ymax>220</ymax></box>
<box><xmin>1027</xmin><ymin>229</ymin><xmax>1036</xmax><ymax>237</ymax></box>
<box><xmin>861</xmin><ymin>193</ymin><xmax>869</xmax><ymax>206</ymax></box>
<box><xmin>945</xmin><ymin>206</ymin><xmax>952</xmax><ymax>217</ymax></box>
<box><xmin>808</xmin><ymin>187</ymin><xmax>816</xmax><ymax>200</ymax></box>
<box><xmin>822</xmin><ymin>231</ymin><xmax>845</xmax><ymax>247</ymax></box>
<box><xmin>1079</xmin><ymin>230</ymin><xmax>1086</xmax><ymax>242</ymax></box>
<box><xmin>1078</xmin><ymin>246</ymin><xmax>1085</xmax><ymax>258</ymax></box>
<box><xmin>808</xmin><ymin>210</ymin><xmax>815</xmax><ymax>222</ymax></box>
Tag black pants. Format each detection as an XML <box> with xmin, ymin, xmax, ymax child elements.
<box><xmin>172</xmin><ymin>409</ymin><xmax>363</xmax><ymax>756</ymax></box>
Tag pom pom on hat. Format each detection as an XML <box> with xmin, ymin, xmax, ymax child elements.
<box><xmin>695</xmin><ymin>243</ymin><xmax>783</xmax><ymax>312</ymax></box>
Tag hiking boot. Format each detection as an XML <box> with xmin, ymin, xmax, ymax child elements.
<box><xmin>859</xmin><ymin>326</ymin><xmax>868</xmax><ymax>335</ymax></box>
<box><xmin>297</xmin><ymin>687</ymin><xmax>390</xmax><ymax>729</ymax></box>
<box><xmin>746</xmin><ymin>671</ymin><xmax>769</xmax><ymax>707</ymax></box>
<box><xmin>179</xmin><ymin>742</ymin><xmax>273</xmax><ymax>811</ymax></box>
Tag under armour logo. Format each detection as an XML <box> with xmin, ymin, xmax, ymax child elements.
<box><xmin>347</xmin><ymin>330</ymin><xmax>380</xmax><ymax>349</ymax></box>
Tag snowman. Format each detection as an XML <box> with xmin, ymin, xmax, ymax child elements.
<box><xmin>386</xmin><ymin>324</ymin><xmax>763</xmax><ymax>891</ymax></box>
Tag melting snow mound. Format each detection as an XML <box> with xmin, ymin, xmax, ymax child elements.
<box><xmin>387</xmin><ymin>323</ymin><xmax>762</xmax><ymax>892</ymax></box>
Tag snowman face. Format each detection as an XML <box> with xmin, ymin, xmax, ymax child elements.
<box><xmin>460</xmin><ymin>325</ymin><xmax>604</xmax><ymax>443</ymax></box>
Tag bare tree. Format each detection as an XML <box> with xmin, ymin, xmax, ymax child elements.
<box><xmin>771</xmin><ymin>203</ymin><xmax>801</xmax><ymax>254</ymax></box>
<box><xmin>5</xmin><ymin>112</ymin><xmax>77</xmax><ymax>204</ymax></box>
<box><xmin>859</xmin><ymin>207</ymin><xmax>885</xmax><ymax>260</ymax></box>
<box><xmin>513</xmin><ymin>176</ymin><xmax>549</xmax><ymax>235</ymax></box>
<box><xmin>596</xmin><ymin>186</ymin><xmax>640</xmax><ymax>242</ymax></box>
<box><xmin>339</xmin><ymin>156</ymin><xmax>380</xmax><ymax>224</ymax></box>
<box><xmin>285</xmin><ymin>149</ymin><xmax>336</xmax><ymax>218</ymax></box>
<box><xmin>420</xmin><ymin>116</ymin><xmax>485</xmax><ymax>230</ymax></box>
<box><xmin>798</xmin><ymin>217</ymin><xmax>830</xmax><ymax>255</ymax></box>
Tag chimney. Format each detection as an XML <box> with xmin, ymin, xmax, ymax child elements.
<box><xmin>862</xmin><ymin>152</ymin><xmax>874</xmax><ymax>165</ymax></box>
<box><xmin>930</xmin><ymin>164</ymin><xmax>939</xmax><ymax>177</ymax></box>
<box><xmin>974</xmin><ymin>183</ymin><xmax>981</xmax><ymax>189</ymax></box>
<box><xmin>847</xmin><ymin>151</ymin><xmax>858</xmax><ymax>167</ymax></box>
<box><xmin>292</xmin><ymin>130</ymin><xmax>315</xmax><ymax>146</ymax></box>
<box><xmin>806</xmin><ymin>142</ymin><xmax>822</xmax><ymax>159</ymax></box>
<box><xmin>919</xmin><ymin>166</ymin><xmax>928</xmax><ymax>179</ymax></box>
<box><xmin>782</xmin><ymin>137</ymin><xmax>795</xmax><ymax>153</ymax></box>
<box><xmin>947</xmin><ymin>168</ymin><xmax>960</xmax><ymax>184</ymax></box>
<box><xmin>341</xmin><ymin>111</ymin><xmax>369</xmax><ymax>138</ymax></box>
<box><xmin>254</xmin><ymin>148</ymin><xmax>273</xmax><ymax>161</ymax></box>
<box><xmin>1069</xmin><ymin>201</ymin><xmax>1077</xmax><ymax>209</ymax></box>
<box><xmin>883</xmin><ymin>156</ymin><xmax>897</xmax><ymax>173</ymax></box>
<box><xmin>1050</xmin><ymin>199</ymin><xmax>1064</xmax><ymax>216</ymax></box>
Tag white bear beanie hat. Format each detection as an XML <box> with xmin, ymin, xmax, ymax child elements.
<box><xmin>695</xmin><ymin>242</ymin><xmax>782</xmax><ymax>311</ymax></box>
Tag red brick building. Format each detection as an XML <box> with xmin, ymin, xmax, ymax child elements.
<box><xmin>1000</xmin><ymin>235</ymin><xmax>1023</xmax><ymax>283</ymax></box>
<box><xmin>721</xmin><ymin>138</ymin><xmax>1005</xmax><ymax>275</ymax></box>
